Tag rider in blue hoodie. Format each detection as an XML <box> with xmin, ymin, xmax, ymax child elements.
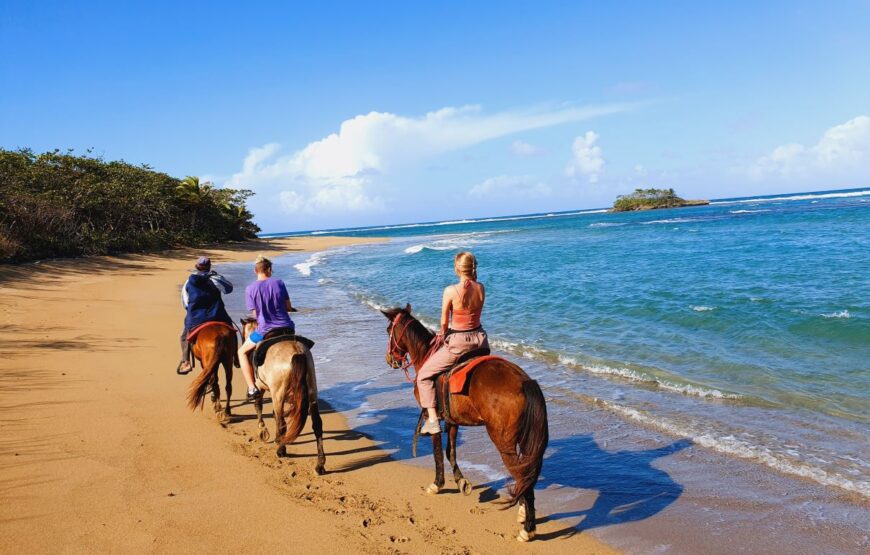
<box><xmin>178</xmin><ymin>256</ymin><xmax>234</xmax><ymax>374</ymax></box>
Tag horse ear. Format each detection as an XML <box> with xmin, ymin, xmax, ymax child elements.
<box><xmin>405</xmin><ymin>303</ymin><xmax>412</xmax><ymax>314</ymax></box>
<box><xmin>380</xmin><ymin>309</ymin><xmax>392</xmax><ymax>319</ymax></box>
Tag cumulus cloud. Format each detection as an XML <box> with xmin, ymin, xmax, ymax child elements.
<box><xmin>468</xmin><ymin>175</ymin><xmax>550</xmax><ymax>198</ymax></box>
<box><xmin>565</xmin><ymin>131</ymin><xmax>605</xmax><ymax>183</ymax></box>
<box><xmin>225</xmin><ymin>103</ymin><xmax>631</xmax><ymax>214</ymax></box>
<box><xmin>511</xmin><ymin>140</ymin><xmax>542</xmax><ymax>157</ymax></box>
<box><xmin>749</xmin><ymin>115</ymin><xmax>870</xmax><ymax>180</ymax></box>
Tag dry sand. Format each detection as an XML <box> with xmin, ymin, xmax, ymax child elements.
<box><xmin>0</xmin><ymin>237</ymin><xmax>615</xmax><ymax>554</ymax></box>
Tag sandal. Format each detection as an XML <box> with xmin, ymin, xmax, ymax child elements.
<box><xmin>176</xmin><ymin>361</ymin><xmax>192</xmax><ymax>375</ymax></box>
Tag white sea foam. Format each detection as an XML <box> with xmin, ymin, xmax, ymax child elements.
<box><xmin>642</xmin><ymin>217</ymin><xmax>694</xmax><ymax>225</ymax></box>
<box><xmin>712</xmin><ymin>189</ymin><xmax>870</xmax><ymax>206</ymax></box>
<box><xmin>588</xmin><ymin>222</ymin><xmax>626</xmax><ymax>228</ymax></box>
<box><xmin>294</xmin><ymin>251</ymin><xmax>327</xmax><ymax>276</ymax></box>
<box><xmin>403</xmin><ymin>232</ymin><xmax>495</xmax><ymax>255</ymax></box>
<box><xmin>822</xmin><ymin>310</ymin><xmax>851</xmax><ymax>319</ymax></box>
<box><xmin>596</xmin><ymin>400</ymin><xmax>870</xmax><ymax>498</ymax></box>
<box><xmin>692</xmin><ymin>305</ymin><xmax>716</xmax><ymax>312</ymax></box>
<box><xmin>730</xmin><ymin>209</ymin><xmax>771</xmax><ymax>214</ymax></box>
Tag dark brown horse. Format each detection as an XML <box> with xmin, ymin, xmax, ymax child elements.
<box><xmin>381</xmin><ymin>305</ymin><xmax>548</xmax><ymax>542</ymax></box>
<box><xmin>186</xmin><ymin>323</ymin><xmax>238</xmax><ymax>422</ymax></box>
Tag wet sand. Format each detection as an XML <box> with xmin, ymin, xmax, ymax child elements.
<box><xmin>0</xmin><ymin>237</ymin><xmax>615</xmax><ymax>554</ymax></box>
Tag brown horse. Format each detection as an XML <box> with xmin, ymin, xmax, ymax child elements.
<box><xmin>240</xmin><ymin>318</ymin><xmax>326</xmax><ymax>474</ymax></box>
<box><xmin>381</xmin><ymin>305</ymin><xmax>548</xmax><ymax>542</ymax></box>
<box><xmin>186</xmin><ymin>323</ymin><xmax>238</xmax><ymax>422</ymax></box>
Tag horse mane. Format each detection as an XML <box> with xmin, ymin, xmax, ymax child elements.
<box><xmin>383</xmin><ymin>305</ymin><xmax>434</xmax><ymax>361</ymax></box>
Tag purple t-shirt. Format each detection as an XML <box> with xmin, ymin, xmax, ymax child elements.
<box><xmin>245</xmin><ymin>277</ymin><xmax>295</xmax><ymax>333</ymax></box>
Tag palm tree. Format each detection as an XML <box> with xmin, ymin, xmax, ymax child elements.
<box><xmin>176</xmin><ymin>176</ymin><xmax>214</xmax><ymax>206</ymax></box>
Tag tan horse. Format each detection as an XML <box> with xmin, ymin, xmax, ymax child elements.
<box><xmin>186</xmin><ymin>323</ymin><xmax>237</xmax><ymax>423</ymax></box>
<box><xmin>240</xmin><ymin>318</ymin><xmax>326</xmax><ymax>474</ymax></box>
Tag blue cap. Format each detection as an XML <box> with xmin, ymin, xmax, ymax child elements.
<box><xmin>196</xmin><ymin>256</ymin><xmax>211</xmax><ymax>269</ymax></box>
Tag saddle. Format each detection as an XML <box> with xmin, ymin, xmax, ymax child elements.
<box><xmin>252</xmin><ymin>327</ymin><xmax>315</xmax><ymax>377</ymax></box>
<box><xmin>434</xmin><ymin>348</ymin><xmax>499</xmax><ymax>423</ymax></box>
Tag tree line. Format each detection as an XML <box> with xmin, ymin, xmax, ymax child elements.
<box><xmin>0</xmin><ymin>149</ymin><xmax>259</xmax><ymax>262</ymax></box>
<box><xmin>612</xmin><ymin>188</ymin><xmax>686</xmax><ymax>211</ymax></box>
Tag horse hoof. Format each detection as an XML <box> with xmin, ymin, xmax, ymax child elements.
<box><xmin>315</xmin><ymin>464</ymin><xmax>326</xmax><ymax>476</ymax></box>
<box><xmin>425</xmin><ymin>483</ymin><xmax>440</xmax><ymax>495</ymax></box>
<box><xmin>516</xmin><ymin>529</ymin><xmax>534</xmax><ymax>542</ymax></box>
<box><xmin>259</xmin><ymin>428</ymin><xmax>270</xmax><ymax>441</ymax></box>
<box><xmin>457</xmin><ymin>478</ymin><xmax>473</xmax><ymax>496</ymax></box>
<box><xmin>517</xmin><ymin>504</ymin><xmax>527</xmax><ymax>523</ymax></box>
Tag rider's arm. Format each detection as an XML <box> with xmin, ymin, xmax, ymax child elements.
<box><xmin>439</xmin><ymin>287</ymin><xmax>452</xmax><ymax>335</ymax></box>
<box><xmin>278</xmin><ymin>280</ymin><xmax>293</xmax><ymax>312</ymax></box>
<box><xmin>209</xmin><ymin>272</ymin><xmax>233</xmax><ymax>294</ymax></box>
<box><xmin>181</xmin><ymin>279</ymin><xmax>190</xmax><ymax>309</ymax></box>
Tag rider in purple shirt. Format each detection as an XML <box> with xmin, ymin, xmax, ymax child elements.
<box><xmin>238</xmin><ymin>255</ymin><xmax>296</xmax><ymax>399</ymax></box>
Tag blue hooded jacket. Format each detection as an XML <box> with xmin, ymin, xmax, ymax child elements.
<box><xmin>184</xmin><ymin>271</ymin><xmax>234</xmax><ymax>330</ymax></box>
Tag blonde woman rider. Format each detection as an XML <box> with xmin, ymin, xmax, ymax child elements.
<box><xmin>417</xmin><ymin>251</ymin><xmax>490</xmax><ymax>435</ymax></box>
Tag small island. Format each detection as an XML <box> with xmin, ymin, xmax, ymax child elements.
<box><xmin>612</xmin><ymin>188</ymin><xmax>710</xmax><ymax>212</ymax></box>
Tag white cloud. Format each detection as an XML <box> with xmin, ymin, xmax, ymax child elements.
<box><xmin>468</xmin><ymin>175</ymin><xmax>550</xmax><ymax>198</ymax></box>
<box><xmin>749</xmin><ymin>115</ymin><xmax>870</xmax><ymax>180</ymax></box>
<box><xmin>226</xmin><ymin>103</ymin><xmax>632</xmax><ymax>214</ymax></box>
<box><xmin>565</xmin><ymin>131</ymin><xmax>605</xmax><ymax>183</ymax></box>
<box><xmin>511</xmin><ymin>140</ymin><xmax>542</xmax><ymax>157</ymax></box>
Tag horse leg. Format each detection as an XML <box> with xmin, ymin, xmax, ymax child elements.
<box><xmin>255</xmin><ymin>394</ymin><xmax>269</xmax><ymax>442</ymax></box>
<box><xmin>273</xmin><ymin>385</ymin><xmax>287</xmax><ymax>457</ymax></box>
<box><xmin>490</xmin><ymin>433</ymin><xmax>535</xmax><ymax>542</ymax></box>
<box><xmin>310</xmin><ymin>400</ymin><xmax>326</xmax><ymax>475</ymax></box>
<box><xmin>426</xmin><ymin>431</ymin><xmax>445</xmax><ymax>495</ymax></box>
<box><xmin>223</xmin><ymin>357</ymin><xmax>233</xmax><ymax>419</ymax></box>
<box><xmin>446</xmin><ymin>424</ymin><xmax>472</xmax><ymax>495</ymax></box>
<box><xmin>521</xmin><ymin>487</ymin><xmax>537</xmax><ymax>538</ymax></box>
<box><xmin>210</xmin><ymin>370</ymin><xmax>221</xmax><ymax>415</ymax></box>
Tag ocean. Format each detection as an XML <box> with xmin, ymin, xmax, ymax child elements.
<box><xmin>227</xmin><ymin>188</ymin><xmax>869</xmax><ymax>553</ymax></box>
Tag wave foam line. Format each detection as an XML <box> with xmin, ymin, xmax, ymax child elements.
<box><xmin>487</xmin><ymin>339</ymin><xmax>742</xmax><ymax>401</ymax></box>
<box><xmin>712</xmin><ymin>189</ymin><xmax>870</xmax><ymax>205</ymax></box>
<box><xmin>596</xmin><ymin>399</ymin><xmax>870</xmax><ymax>498</ymax></box>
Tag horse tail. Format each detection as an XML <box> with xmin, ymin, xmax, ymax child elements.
<box><xmin>505</xmin><ymin>379</ymin><xmax>549</xmax><ymax>507</ymax></box>
<box><xmin>186</xmin><ymin>330</ymin><xmax>227</xmax><ymax>410</ymax></box>
<box><xmin>277</xmin><ymin>353</ymin><xmax>310</xmax><ymax>447</ymax></box>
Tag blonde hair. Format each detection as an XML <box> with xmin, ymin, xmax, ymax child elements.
<box><xmin>254</xmin><ymin>255</ymin><xmax>272</xmax><ymax>274</ymax></box>
<box><xmin>454</xmin><ymin>251</ymin><xmax>477</xmax><ymax>280</ymax></box>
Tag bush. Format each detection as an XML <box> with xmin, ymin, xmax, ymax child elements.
<box><xmin>0</xmin><ymin>149</ymin><xmax>260</xmax><ymax>262</ymax></box>
<box><xmin>613</xmin><ymin>188</ymin><xmax>685</xmax><ymax>211</ymax></box>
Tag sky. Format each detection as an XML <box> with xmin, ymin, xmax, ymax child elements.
<box><xmin>2</xmin><ymin>1</ymin><xmax>869</xmax><ymax>232</ymax></box>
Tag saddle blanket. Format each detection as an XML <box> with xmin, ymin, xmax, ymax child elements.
<box><xmin>187</xmin><ymin>321</ymin><xmax>236</xmax><ymax>341</ymax></box>
<box><xmin>448</xmin><ymin>355</ymin><xmax>502</xmax><ymax>394</ymax></box>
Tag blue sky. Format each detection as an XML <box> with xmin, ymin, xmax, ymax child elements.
<box><xmin>2</xmin><ymin>1</ymin><xmax>869</xmax><ymax>232</ymax></box>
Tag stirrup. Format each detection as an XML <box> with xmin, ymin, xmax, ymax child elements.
<box><xmin>176</xmin><ymin>361</ymin><xmax>192</xmax><ymax>375</ymax></box>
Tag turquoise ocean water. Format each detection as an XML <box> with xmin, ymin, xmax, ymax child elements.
<box><xmin>270</xmin><ymin>189</ymin><xmax>870</xmax><ymax>497</ymax></box>
<box><xmin>241</xmin><ymin>188</ymin><xmax>869</xmax><ymax>551</ymax></box>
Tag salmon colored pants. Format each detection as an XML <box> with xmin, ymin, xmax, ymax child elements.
<box><xmin>416</xmin><ymin>329</ymin><xmax>489</xmax><ymax>409</ymax></box>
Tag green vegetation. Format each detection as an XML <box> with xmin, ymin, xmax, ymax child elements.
<box><xmin>612</xmin><ymin>188</ymin><xmax>709</xmax><ymax>212</ymax></box>
<box><xmin>0</xmin><ymin>149</ymin><xmax>259</xmax><ymax>262</ymax></box>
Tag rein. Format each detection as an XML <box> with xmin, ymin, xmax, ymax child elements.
<box><xmin>387</xmin><ymin>312</ymin><xmax>440</xmax><ymax>383</ymax></box>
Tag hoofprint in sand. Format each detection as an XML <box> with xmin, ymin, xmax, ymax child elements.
<box><xmin>0</xmin><ymin>237</ymin><xmax>614</xmax><ymax>554</ymax></box>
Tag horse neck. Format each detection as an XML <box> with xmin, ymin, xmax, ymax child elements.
<box><xmin>404</xmin><ymin>320</ymin><xmax>434</xmax><ymax>368</ymax></box>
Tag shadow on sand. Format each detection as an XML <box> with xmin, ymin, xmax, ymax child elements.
<box><xmin>316</xmin><ymin>379</ymin><xmax>692</xmax><ymax>537</ymax></box>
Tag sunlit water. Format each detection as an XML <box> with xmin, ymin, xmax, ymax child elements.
<box><xmin>223</xmin><ymin>188</ymin><xmax>869</xmax><ymax>552</ymax></box>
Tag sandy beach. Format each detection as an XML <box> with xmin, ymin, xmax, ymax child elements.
<box><xmin>0</xmin><ymin>237</ymin><xmax>614</xmax><ymax>554</ymax></box>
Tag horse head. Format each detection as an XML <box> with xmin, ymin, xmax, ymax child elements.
<box><xmin>239</xmin><ymin>317</ymin><xmax>257</xmax><ymax>341</ymax></box>
<box><xmin>381</xmin><ymin>303</ymin><xmax>413</xmax><ymax>369</ymax></box>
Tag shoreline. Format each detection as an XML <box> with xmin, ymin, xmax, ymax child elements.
<box><xmin>0</xmin><ymin>237</ymin><xmax>615</xmax><ymax>554</ymax></box>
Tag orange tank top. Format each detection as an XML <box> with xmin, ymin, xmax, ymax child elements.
<box><xmin>450</xmin><ymin>281</ymin><xmax>483</xmax><ymax>331</ymax></box>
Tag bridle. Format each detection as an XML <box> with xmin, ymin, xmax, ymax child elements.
<box><xmin>387</xmin><ymin>312</ymin><xmax>415</xmax><ymax>383</ymax></box>
<box><xmin>387</xmin><ymin>311</ymin><xmax>442</xmax><ymax>384</ymax></box>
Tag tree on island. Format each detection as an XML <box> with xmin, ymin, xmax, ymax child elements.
<box><xmin>612</xmin><ymin>188</ymin><xmax>708</xmax><ymax>212</ymax></box>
